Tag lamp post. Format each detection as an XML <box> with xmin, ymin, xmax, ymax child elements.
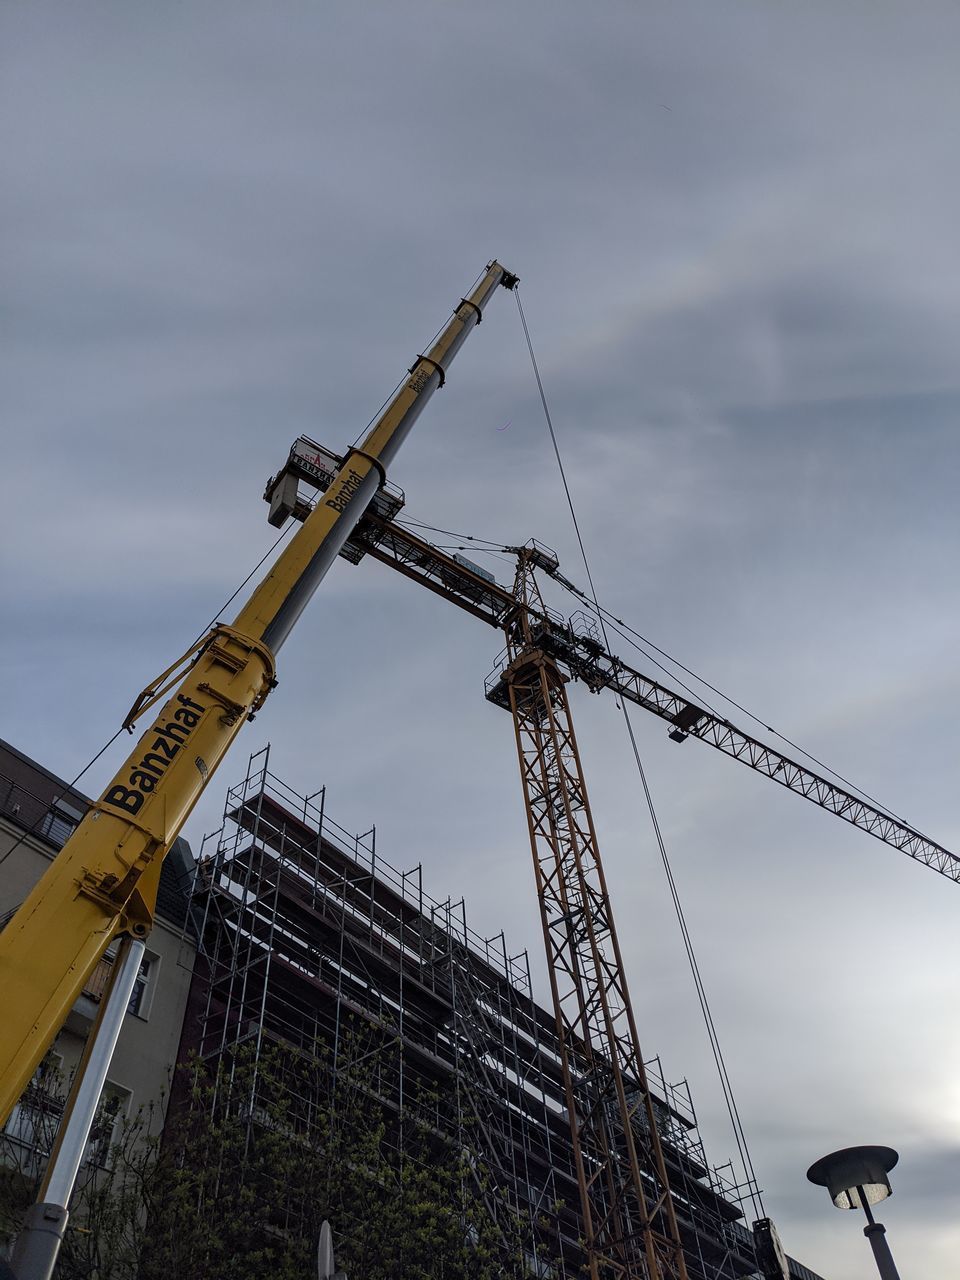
<box><xmin>806</xmin><ymin>1145</ymin><xmax>902</xmax><ymax>1280</ymax></box>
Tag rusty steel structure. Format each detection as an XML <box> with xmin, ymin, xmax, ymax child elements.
<box><xmin>262</xmin><ymin>437</ymin><xmax>940</xmax><ymax>1279</ymax></box>
<box><xmin>486</xmin><ymin>546</ymin><xmax>689</xmax><ymax>1280</ymax></box>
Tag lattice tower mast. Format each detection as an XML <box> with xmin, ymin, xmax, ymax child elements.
<box><xmin>498</xmin><ymin>545</ymin><xmax>689</xmax><ymax>1280</ymax></box>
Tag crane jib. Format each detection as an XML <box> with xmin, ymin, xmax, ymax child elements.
<box><xmin>330</xmin><ymin>513</ymin><xmax>960</xmax><ymax>887</ymax></box>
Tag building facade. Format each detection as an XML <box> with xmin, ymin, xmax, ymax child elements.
<box><xmin>0</xmin><ymin>738</ymin><xmax>196</xmax><ymax>1207</ymax></box>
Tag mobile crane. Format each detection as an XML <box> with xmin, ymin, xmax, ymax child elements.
<box><xmin>0</xmin><ymin>260</ymin><xmax>518</xmax><ymax>1279</ymax></box>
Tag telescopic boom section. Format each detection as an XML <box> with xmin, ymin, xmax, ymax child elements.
<box><xmin>0</xmin><ymin>260</ymin><xmax>517</xmax><ymax>1126</ymax></box>
<box><xmin>232</xmin><ymin>261</ymin><xmax>516</xmax><ymax>652</ymax></box>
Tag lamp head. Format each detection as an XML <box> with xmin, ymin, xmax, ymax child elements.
<box><xmin>806</xmin><ymin>1145</ymin><xmax>899</xmax><ymax>1211</ymax></box>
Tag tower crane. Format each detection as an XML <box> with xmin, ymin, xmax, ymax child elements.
<box><xmin>263</xmin><ymin>437</ymin><xmax>960</xmax><ymax>1280</ymax></box>
<box><xmin>265</xmin><ymin>447</ymin><xmax>960</xmax><ymax>887</ymax></box>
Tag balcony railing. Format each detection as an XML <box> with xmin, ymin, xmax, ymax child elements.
<box><xmin>82</xmin><ymin>955</ymin><xmax>115</xmax><ymax>1003</ymax></box>
<box><xmin>0</xmin><ymin>770</ymin><xmax>86</xmax><ymax>851</ymax></box>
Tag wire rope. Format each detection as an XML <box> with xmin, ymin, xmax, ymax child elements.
<box><xmin>515</xmin><ymin>286</ymin><xmax>767</xmax><ymax>1224</ymax></box>
<box><xmin>350</xmin><ymin>265</ymin><xmax>489</xmax><ymax>451</ymax></box>
<box><xmin>404</xmin><ymin>499</ymin><xmax>893</xmax><ymax>823</ymax></box>
<box><xmin>350</xmin><ymin>374</ymin><xmax>407</xmax><ymax>449</ymax></box>
<box><xmin>428</xmin><ymin>544</ymin><xmax>511</xmax><ymax>562</ymax></box>
<box><xmin>0</xmin><ymin>521</ymin><xmax>295</xmax><ymax>870</ymax></box>
<box><xmin>395</xmin><ymin>514</ymin><xmax>507</xmax><ymax>551</ymax></box>
<box><xmin>550</xmin><ymin>568</ymin><xmax>908</xmax><ymax>824</ymax></box>
<box><xmin>405</xmin><ymin>485</ymin><xmax>904</xmax><ymax>827</ymax></box>
<box><xmin>202</xmin><ymin>520</ymin><xmax>296</xmax><ymax>635</ymax></box>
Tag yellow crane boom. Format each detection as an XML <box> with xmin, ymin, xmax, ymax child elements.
<box><xmin>0</xmin><ymin>260</ymin><xmax>517</xmax><ymax>1126</ymax></box>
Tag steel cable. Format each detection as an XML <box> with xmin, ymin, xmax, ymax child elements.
<box><xmin>552</xmin><ymin>578</ymin><xmax>907</xmax><ymax>826</ymax></box>
<box><xmin>0</xmin><ymin>521</ymin><xmax>295</xmax><ymax>870</ymax></box>
<box><xmin>515</xmin><ymin>285</ymin><xmax>767</xmax><ymax>1224</ymax></box>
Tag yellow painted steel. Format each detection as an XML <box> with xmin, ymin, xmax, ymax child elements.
<box><xmin>0</xmin><ymin>629</ymin><xmax>276</xmax><ymax>1126</ymax></box>
<box><xmin>0</xmin><ymin>261</ymin><xmax>515</xmax><ymax>1125</ymax></box>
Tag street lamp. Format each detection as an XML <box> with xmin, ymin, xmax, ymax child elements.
<box><xmin>806</xmin><ymin>1145</ymin><xmax>902</xmax><ymax>1280</ymax></box>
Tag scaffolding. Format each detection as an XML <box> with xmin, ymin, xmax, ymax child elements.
<box><xmin>184</xmin><ymin>748</ymin><xmax>764</xmax><ymax>1278</ymax></box>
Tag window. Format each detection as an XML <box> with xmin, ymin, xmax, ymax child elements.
<box><xmin>127</xmin><ymin>955</ymin><xmax>154</xmax><ymax>1018</ymax></box>
<box><xmin>83</xmin><ymin>1083</ymin><xmax>130</xmax><ymax>1169</ymax></box>
<box><xmin>5</xmin><ymin>1097</ymin><xmax>58</xmax><ymax>1155</ymax></box>
<box><xmin>96</xmin><ymin>945</ymin><xmax>158</xmax><ymax>1019</ymax></box>
<box><xmin>38</xmin><ymin>795</ymin><xmax>85</xmax><ymax>848</ymax></box>
<box><xmin>3</xmin><ymin>1054</ymin><xmax>64</xmax><ymax>1156</ymax></box>
<box><xmin>38</xmin><ymin>807</ymin><xmax>76</xmax><ymax>847</ymax></box>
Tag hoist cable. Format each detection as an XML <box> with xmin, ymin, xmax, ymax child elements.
<box><xmin>551</xmin><ymin>571</ymin><xmax>907</xmax><ymax>824</ymax></box>
<box><xmin>621</xmin><ymin>706</ymin><xmax>766</xmax><ymax>1222</ymax></box>
<box><xmin>205</xmin><ymin>520</ymin><xmax>296</xmax><ymax>634</ymax></box>
<box><xmin>429</xmin><ymin>544</ymin><xmax>511</xmax><ymax>560</ymax></box>
<box><xmin>515</xmin><ymin>285</ymin><xmax>766</xmax><ymax>1223</ymax></box>
<box><xmin>395</xmin><ymin>514</ymin><xmax>507</xmax><ymax>551</ymax></box>
<box><xmin>0</xmin><ymin>730</ymin><xmax>129</xmax><ymax>871</ymax></box>
<box><xmin>406</xmin><ymin>476</ymin><xmax>902</xmax><ymax>825</ymax></box>
<box><xmin>350</xmin><ymin>374</ymin><xmax>407</xmax><ymax>450</ymax></box>
<box><xmin>351</xmin><ymin>266</ymin><xmax>489</xmax><ymax>451</ymax></box>
<box><xmin>0</xmin><ymin>521</ymin><xmax>295</xmax><ymax>871</ymax></box>
<box><xmin>515</xmin><ymin>291</ymin><xmax>604</xmax><ymax>612</ymax></box>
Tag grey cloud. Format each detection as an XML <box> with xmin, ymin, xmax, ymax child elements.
<box><xmin>4</xmin><ymin>6</ymin><xmax>960</xmax><ymax>1279</ymax></box>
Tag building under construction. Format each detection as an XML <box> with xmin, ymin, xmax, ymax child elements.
<box><xmin>184</xmin><ymin>748</ymin><xmax>824</xmax><ymax>1280</ymax></box>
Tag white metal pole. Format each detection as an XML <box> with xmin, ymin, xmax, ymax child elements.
<box><xmin>10</xmin><ymin>935</ymin><xmax>145</xmax><ymax>1280</ymax></box>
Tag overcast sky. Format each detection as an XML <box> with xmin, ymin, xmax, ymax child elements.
<box><xmin>3</xmin><ymin>4</ymin><xmax>960</xmax><ymax>1276</ymax></box>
